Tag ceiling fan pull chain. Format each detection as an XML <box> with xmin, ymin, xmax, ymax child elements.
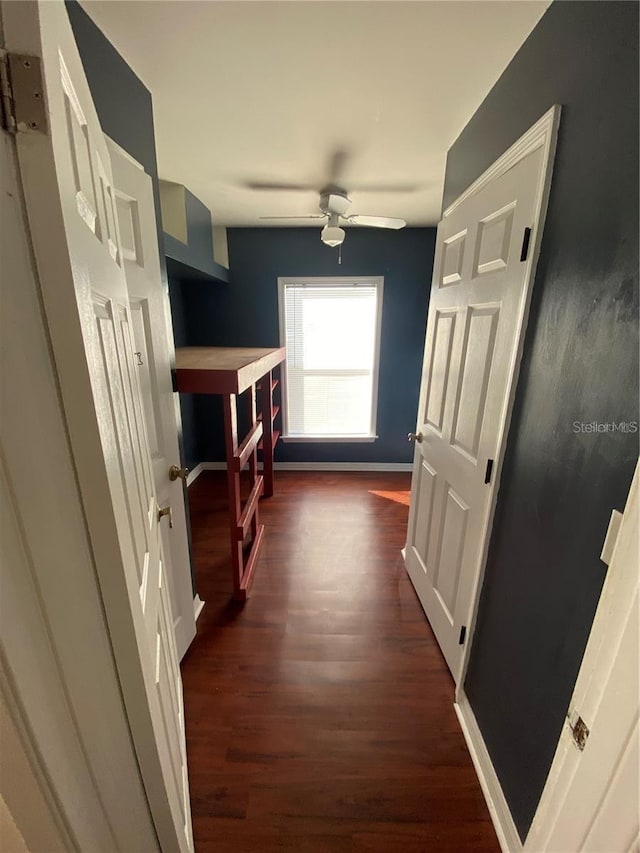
<box><xmin>338</xmin><ymin>244</ymin><xmax>342</xmax><ymax>265</ymax></box>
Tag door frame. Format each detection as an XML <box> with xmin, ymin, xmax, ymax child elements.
<box><xmin>419</xmin><ymin>105</ymin><xmax>561</xmax><ymax>688</ymax></box>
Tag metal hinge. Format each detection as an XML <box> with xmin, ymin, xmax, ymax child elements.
<box><xmin>458</xmin><ymin>625</ymin><xmax>467</xmax><ymax>645</ymax></box>
<box><xmin>568</xmin><ymin>712</ymin><xmax>589</xmax><ymax>751</ymax></box>
<box><xmin>0</xmin><ymin>50</ymin><xmax>47</xmax><ymax>134</ymax></box>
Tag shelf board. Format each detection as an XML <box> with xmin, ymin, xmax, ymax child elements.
<box><xmin>257</xmin><ymin>405</ymin><xmax>280</xmax><ymax>424</ymax></box>
<box><xmin>164</xmin><ymin>232</ymin><xmax>230</xmax><ymax>284</ymax></box>
<box><xmin>175</xmin><ymin>347</ymin><xmax>285</xmax><ymax>395</ymax></box>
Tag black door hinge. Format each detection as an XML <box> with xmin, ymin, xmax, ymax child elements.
<box><xmin>459</xmin><ymin>625</ymin><xmax>467</xmax><ymax>645</ymax></box>
<box><xmin>520</xmin><ymin>227</ymin><xmax>532</xmax><ymax>262</ymax></box>
<box><xmin>484</xmin><ymin>458</ymin><xmax>494</xmax><ymax>484</ymax></box>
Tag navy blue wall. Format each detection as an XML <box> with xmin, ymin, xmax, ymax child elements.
<box><xmin>167</xmin><ymin>279</ymin><xmax>199</xmax><ymax>469</ymax></box>
<box><xmin>177</xmin><ymin>227</ymin><xmax>435</xmax><ymax>464</ymax></box>
<box><xmin>444</xmin><ymin>0</ymin><xmax>639</xmax><ymax>839</ymax></box>
<box><xmin>164</xmin><ymin>186</ymin><xmax>228</xmax><ymax>467</ymax></box>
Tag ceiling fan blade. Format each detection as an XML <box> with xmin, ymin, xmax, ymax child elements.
<box><xmin>244</xmin><ymin>181</ymin><xmax>316</xmax><ymax>191</ymax></box>
<box><xmin>347</xmin><ymin>215</ymin><xmax>406</xmax><ymax>229</ymax></box>
<box><xmin>259</xmin><ymin>215</ymin><xmax>326</xmax><ymax>220</ymax></box>
<box><xmin>348</xmin><ymin>183</ymin><xmax>421</xmax><ymax>193</ymax></box>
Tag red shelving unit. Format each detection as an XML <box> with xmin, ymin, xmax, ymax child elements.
<box><xmin>175</xmin><ymin>346</ymin><xmax>285</xmax><ymax>601</ymax></box>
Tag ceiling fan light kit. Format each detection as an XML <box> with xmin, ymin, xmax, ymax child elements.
<box><xmin>320</xmin><ymin>223</ymin><xmax>346</xmax><ymax>247</ymax></box>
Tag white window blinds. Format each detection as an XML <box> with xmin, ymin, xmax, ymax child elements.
<box><xmin>280</xmin><ymin>279</ymin><xmax>383</xmax><ymax>439</ymax></box>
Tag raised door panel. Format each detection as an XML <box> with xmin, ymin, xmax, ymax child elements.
<box><xmin>440</xmin><ymin>229</ymin><xmax>467</xmax><ymax>287</ymax></box>
<box><xmin>473</xmin><ymin>203</ymin><xmax>516</xmax><ymax>277</ymax></box>
<box><xmin>114</xmin><ymin>191</ymin><xmax>143</xmax><ymax>264</ymax></box>
<box><xmin>451</xmin><ymin>305</ymin><xmax>500</xmax><ymax>463</ymax></box>
<box><xmin>129</xmin><ymin>298</ymin><xmax>164</xmax><ymax>465</ymax></box>
<box><xmin>411</xmin><ymin>459</ymin><xmax>438</xmax><ymax>575</ymax></box>
<box><xmin>60</xmin><ymin>58</ymin><xmax>100</xmax><ymax>236</ymax></box>
<box><xmin>424</xmin><ymin>310</ymin><xmax>457</xmax><ymax>434</ymax></box>
<box><xmin>432</xmin><ymin>486</ymin><xmax>469</xmax><ymax>623</ymax></box>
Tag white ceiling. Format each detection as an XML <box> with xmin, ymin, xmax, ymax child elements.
<box><xmin>80</xmin><ymin>0</ymin><xmax>549</xmax><ymax>227</ymax></box>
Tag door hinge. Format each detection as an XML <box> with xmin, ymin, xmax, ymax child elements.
<box><xmin>484</xmin><ymin>458</ymin><xmax>494</xmax><ymax>484</ymax></box>
<box><xmin>0</xmin><ymin>51</ymin><xmax>48</xmax><ymax>135</ymax></box>
<box><xmin>520</xmin><ymin>226</ymin><xmax>532</xmax><ymax>262</ymax></box>
<box><xmin>568</xmin><ymin>712</ymin><xmax>589</xmax><ymax>751</ymax></box>
<box><xmin>458</xmin><ymin>625</ymin><xmax>467</xmax><ymax>645</ymax></box>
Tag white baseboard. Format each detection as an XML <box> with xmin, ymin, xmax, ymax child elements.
<box><xmin>186</xmin><ymin>461</ymin><xmax>227</xmax><ymax>486</ymax></box>
<box><xmin>187</xmin><ymin>460</ymin><xmax>412</xmax><ymax>485</ymax></box>
<box><xmin>455</xmin><ymin>691</ymin><xmax>522</xmax><ymax>853</ymax></box>
<box><xmin>271</xmin><ymin>462</ymin><xmax>413</xmax><ymax>472</ymax></box>
<box><xmin>186</xmin><ymin>462</ymin><xmax>207</xmax><ymax>486</ymax></box>
<box><xmin>193</xmin><ymin>594</ymin><xmax>205</xmax><ymax>622</ymax></box>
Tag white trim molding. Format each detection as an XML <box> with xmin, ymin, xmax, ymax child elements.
<box><xmin>270</xmin><ymin>462</ymin><xmax>413</xmax><ymax>472</ymax></box>
<box><xmin>193</xmin><ymin>595</ymin><xmax>205</xmax><ymax>622</ymax></box>
<box><xmin>455</xmin><ymin>691</ymin><xmax>522</xmax><ymax>853</ymax></box>
<box><xmin>443</xmin><ymin>106</ymin><xmax>561</xmax><ymax>218</ymax></box>
<box><xmin>277</xmin><ymin>275</ymin><xmax>384</xmax><ymax>442</ymax></box>
<box><xmin>281</xmin><ymin>436</ymin><xmax>378</xmax><ymax>443</ymax></box>
<box><xmin>186</xmin><ymin>462</ymin><xmax>206</xmax><ymax>486</ymax></box>
<box><xmin>186</xmin><ymin>460</ymin><xmax>413</xmax><ymax>485</ymax></box>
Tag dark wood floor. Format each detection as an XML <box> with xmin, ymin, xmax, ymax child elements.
<box><xmin>181</xmin><ymin>471</ymin><xmax>499</xmax><ymax>853</ymax></box>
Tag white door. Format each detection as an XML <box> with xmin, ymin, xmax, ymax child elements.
<box><xmin>525</xmin><ymin>461</ymin><xmax>639</xmax><ymax>852</ymax></box>
<box><xmin>107</xmin><ymin>138</ymin><xmax>196</xmax><ymax>660</ymax></box>
<box><xmin>3</xmin><ymin>2</ymin><xmax>193</xmax><ymax>850</ymax></box>
<box><xmin>405</xmin><ymin>109</ymin><xmax>559</xmax><ymax>681</ymax></box>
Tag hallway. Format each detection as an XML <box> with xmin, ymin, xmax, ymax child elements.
<box><xmin>181</xmin><ymin>471</ymin><xmax>500</xmax><ymax>852</ymax></box>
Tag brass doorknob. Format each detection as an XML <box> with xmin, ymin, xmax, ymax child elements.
<box><xmin>157</xmin><ymin>505</ymin><xmax>173</xmax><ymax>528</ymax></box>
<box><xmin>408</xmin><ymin>432</ymin><xmax>423</xmax><ymax>443</ymax></box>
<box><xmin>169</xmin><ymin>465</ymin><xmax>189</xmax><ymax>482</ymax></box>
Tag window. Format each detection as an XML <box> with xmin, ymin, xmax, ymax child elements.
<box><xmin>278</xmin><ymin>276</ymin><xmax>383</xmax><ymax>441</ymax></box>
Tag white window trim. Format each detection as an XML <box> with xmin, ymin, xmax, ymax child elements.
<box><xmin>277</xmin><ymin>275</ymin><xmax>384</xmax><ymax>442</ymax></box>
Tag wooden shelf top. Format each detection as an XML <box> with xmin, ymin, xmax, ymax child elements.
<box><xmin>175</xmin><ymin>346</ymin><xmax>285</xmax><ymax>395</ymax></box>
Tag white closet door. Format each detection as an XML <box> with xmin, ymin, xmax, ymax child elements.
<box><xmin>2</xmin><ymin>1</ymin><xmax>193</xmax><ymax>849</ymax></box>
<box><xmin>107</xmin><ymin>137</ymin><xmax>197</xmax><ymax>660</ymax></box>
<box><xmin>405</xmin><ymin>132</ymin><xmax>552</xmax><ymax>681</ymax></box>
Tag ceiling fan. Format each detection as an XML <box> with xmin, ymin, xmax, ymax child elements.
<box><xmin>245</xmin><ymin>148</ymin><xmax>410</xmax><ymax>248</ymax></box>
<box><xmin>259</xmin><ymin>188</ymin><xmax>406</xmax><ymax>247</ymax></box>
